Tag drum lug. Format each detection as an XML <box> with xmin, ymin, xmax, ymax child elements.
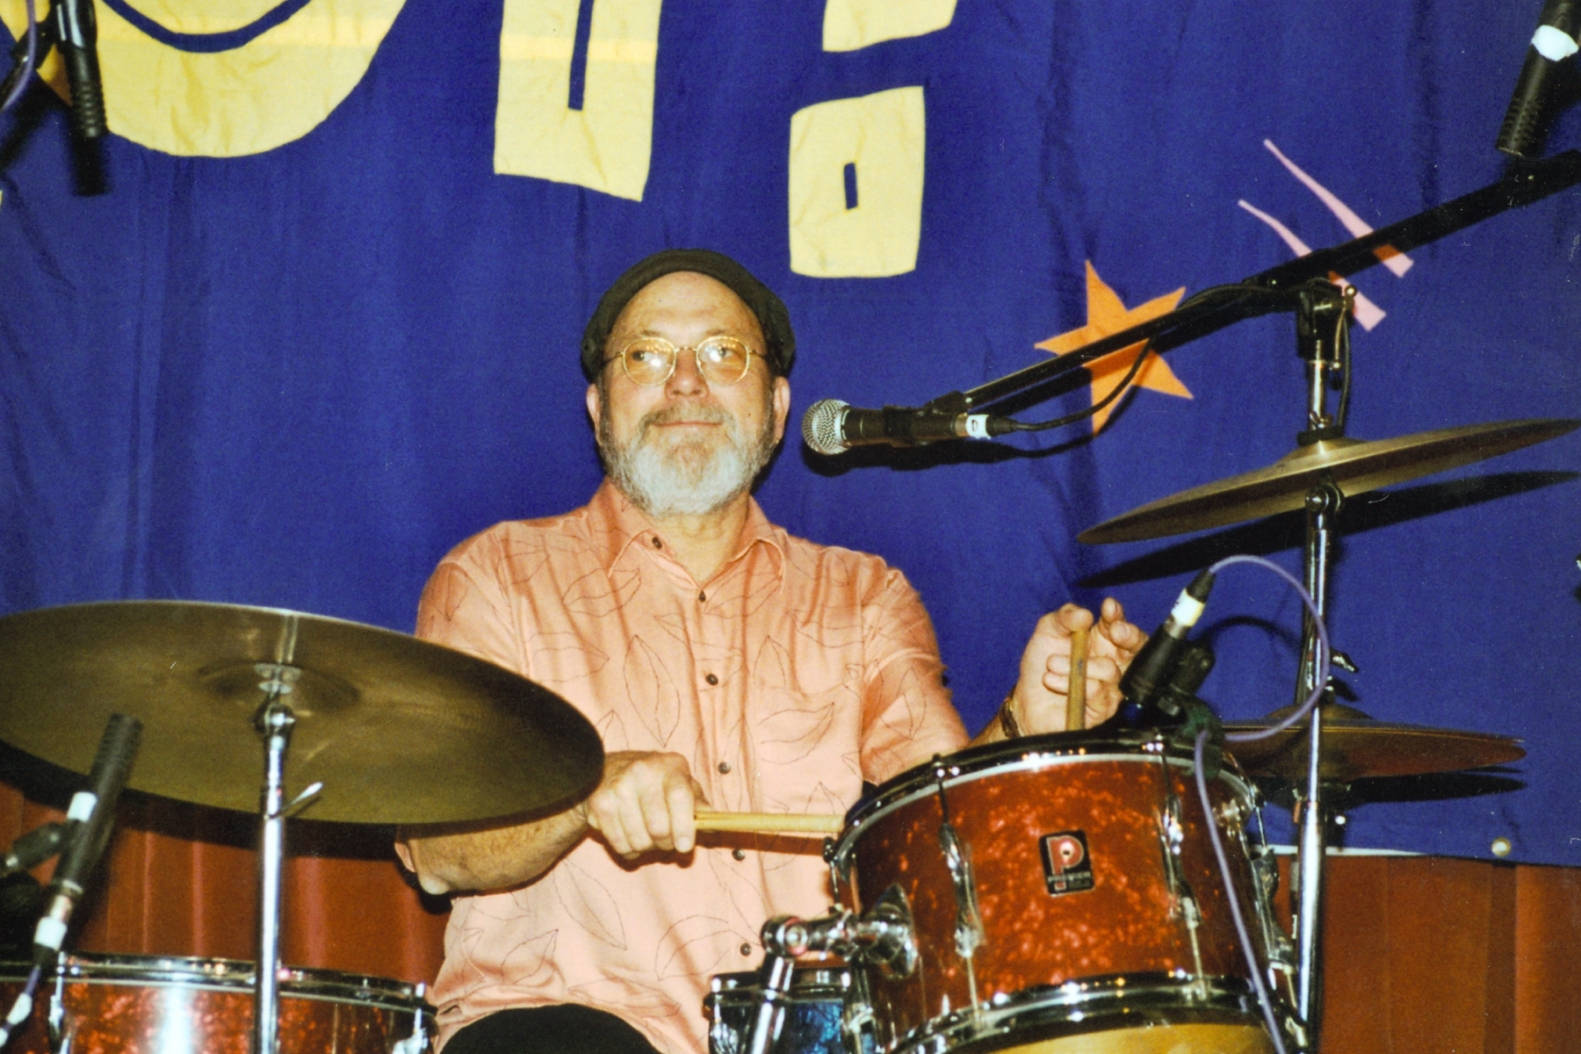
<box><xmin>938</xmin><ymin>821</ymin><xmax>984</xmax><ymax>963</ymax></box>
<box><xmin>1155</xmin><ymin>776</ymin><xmax>1192</xmax><ymax>908</ymax></box>
<box><xmin>1154</xmin><ymin>757</ymin><xmax>1212</xmax><ymax>990</ymax></box>
<box><xmin>825</xmin><ymin>838</ymin><xmax>849</xmax><ymax>905</ymax></box>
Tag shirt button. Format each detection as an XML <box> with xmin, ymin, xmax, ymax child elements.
<box><xmin>705</xmin><ymin>673</ymin><xmax>719</xmax><ymax>686</ymax></box>
<box><xmin>739</xmin><ymin>943</ymin><xmax>752</xmax><ymax>957</ymax></box>
<box><xmin>732</xmin><ymin>848</ymin><xmax>747</xmax><ymax>861</ymax></box>
<box><xmin>698</xmin><ymin>590</ymin><xmax>707</xmax><ymax>603</ymax></box>
<box><xmin>651</xmin><ymin>537</ymin><xmax>663</xmax><ymax>548</ymax></box>
<box><xmin>717</xmin><ymin>761</ymin><xmax>732</xmax><ymax>774</ymax></box>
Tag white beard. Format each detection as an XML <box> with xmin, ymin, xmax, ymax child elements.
<box><xmin>600</xmin><ymin>400</ymin><xmax>777</xmax><ymax>518</ymax></box>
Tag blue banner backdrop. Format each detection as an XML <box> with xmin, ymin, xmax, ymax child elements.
<box><xmin>3</xmin><ymin>0</ymin><xmax>1579</xmax><ymax>864</ymax></box>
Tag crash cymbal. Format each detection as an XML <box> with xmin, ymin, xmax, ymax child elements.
<box><xmin>1223</xmin><ymin>704</ymin><xmax>1524</xmax><ymax>785</ymax></box>
<box><xmin>1080</xmin><ymin>417</ymin><xmax>1579</xmax><ymax>543</ymax></box>
<box><xmin>0</xmin><ymin>601</ymin><xmax>603</xmax><ymax>825</ymax></box>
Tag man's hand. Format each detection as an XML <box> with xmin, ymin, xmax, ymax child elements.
<box><xmin>584</xmin><ymin>751</ymin><xmax>708</xmax><ymax>858</ymax></box>
<box><xmin>1006</xmin><ymin>597</ymin><xmax>1146</xmax><ymax>734</ymax></box>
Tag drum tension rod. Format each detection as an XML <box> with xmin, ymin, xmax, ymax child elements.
<box><xmin>931</xmin><ymin>761</ymin><xmax>985</xmax><ymax>1017</ymax></box>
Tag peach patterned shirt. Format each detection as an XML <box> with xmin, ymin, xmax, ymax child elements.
<box><xmin>405</xmin><ymin>481</ymin><xmax>968</xmax><ymax>1053</ymax></box>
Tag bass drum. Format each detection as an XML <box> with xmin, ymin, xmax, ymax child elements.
<box><xmin>828</xmin><ymin>732</ymin><xmax>1292</xmax><ymax>1054</ymax></box>
<box><xmin>0</xmin><ymin>953</ymin><xmax>430</xmax><ymax>1054</ymax></box>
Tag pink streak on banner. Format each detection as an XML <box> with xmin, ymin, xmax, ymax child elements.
<box><xmin>1263</xmin><ymin>139</ymin><xmax>1414</xmax><ymax>277</ymax></box>
<box><xmin>1237</xmin><ymin>199</ymin><xmax>1387</xmax><ymax>330</ymax></box>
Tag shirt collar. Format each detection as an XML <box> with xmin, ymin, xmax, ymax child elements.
<box><xmin>588</xmin><ymin>478</ymin><xmax>786</xmax><ymax>583</ymax></box>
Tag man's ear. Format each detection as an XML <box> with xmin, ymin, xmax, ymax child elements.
<box><xmin>771</xmin><ymin>376</ymin><xmax>790</xmax><ymax>444</ymax></box>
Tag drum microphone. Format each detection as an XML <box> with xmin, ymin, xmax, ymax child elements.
<box><xmin>33</xmin><ymin>712</ymin><xmax>141</xmax><ymax>967</ymax></box>
<box><xmin>49</xmin><ymin>0</ymin><xmax>109</xmax><ymax>142</ymax></box>
<box><xmin>1496</xmin><ymin>0</ymin><xmax>1581</xmax><ymax>157</ymax></box>
<box><xmin>1120</xmin><ymin>569</ymin><xmax>1216</xmax><ymax>711</ymax></box>
<box><xmin>801</xmin><ymin>399</ymin><xmax>1012</xmax><ymax>455</ymax></box>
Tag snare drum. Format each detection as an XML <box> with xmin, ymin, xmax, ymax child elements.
<box><xmin>829</xmin><ymin>732</ymin><xmax>1290</xmax><ymax>1054</ymax></box>
<box><xmin>0</xmin><ymin>953</ymin><xmax>430</xmax><ymax>1054</ymax></box>
<box><xmin>707</xmin><ymin>965</ymin><xmax>872</xmax><ymax>1054</ymax></box>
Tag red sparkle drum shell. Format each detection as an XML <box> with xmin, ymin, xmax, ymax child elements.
<box><xmin>829</xmin><ymin>733</ymin><xmax>1283</xmax><ymax>1054</ymax></box>
<box><xmin>0</xmin><ymin>953</ymin><xmax>430</xmax><ymax>1054</ymax></box>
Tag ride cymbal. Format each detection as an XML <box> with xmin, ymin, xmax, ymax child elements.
<box><xmin>1224</xmin><ymin>704</ymin><xmax>1524</xmax><ymax>785</ymax></box>
<box><xmin>0</xmin><ymin>601</ymin><xmax>603</xmax><ymax>825</ymax></box>
<box><xmin>1080</xmin><ymin>417</ymin><xmax>1578</xmax><ymax>543</ymax></box>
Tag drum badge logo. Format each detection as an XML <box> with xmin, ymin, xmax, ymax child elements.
<box><xmin>1040</xmin><ymin>831</ymin><xmax>1094</xmax><ymax>895</ymax></box>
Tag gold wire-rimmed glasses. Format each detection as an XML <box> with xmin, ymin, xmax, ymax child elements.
<box><xmin>602</xmin><ymin>335</ymin><xmax>757</xmax><ymax>387</ymax></box>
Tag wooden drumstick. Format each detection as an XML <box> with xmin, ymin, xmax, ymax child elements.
<box><xmin>693</xmin><ymin>809</ymin><xmax>845</xmax><ymax>836</ymax></box>
<box><xmin>1067</xmin><ymin>624</ymin><xmax>1090</xmax><ymax>731</ymax></box>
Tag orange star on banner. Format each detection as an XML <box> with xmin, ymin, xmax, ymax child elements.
<box><xmin>1036</xmin><ymin>262</ymin><xmax>1191</xmax><ymax>432</ymax></box>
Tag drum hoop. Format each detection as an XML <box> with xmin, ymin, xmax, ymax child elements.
<box><xmin>38</xmin><ymin>953</ymin><xmax>421</xmax><ymax>1010</ymax></box>
<box><xmin>706</xmin><ymin>967</ymin><xmax>853</xmax><ymax>1007</ymax></box>
<box><xmin>885</xmin><ymin>971</ymin><xmax>1271</xmax><ymax>1054</ymax></box>
<box><xmin>835</xmin><ymin>732</ymin><xmax>1254</xmax><ymax>859</ymax></box>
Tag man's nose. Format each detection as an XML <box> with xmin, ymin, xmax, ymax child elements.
<box><xmin>665</xmin><ymin>346</ymin><xmax>709</xmax><ymax>395</ymax></box>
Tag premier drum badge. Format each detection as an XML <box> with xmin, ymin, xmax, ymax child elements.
<box><xmin>1040</xmin><ymin>831</ymin><xmax>1094</xmax><ymax>895</ymax></box>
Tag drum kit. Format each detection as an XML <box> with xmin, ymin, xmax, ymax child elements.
<box><xmin>0</xmin><ymin>302</ymin><xmax>1571</xmax><ymax>1054</ymax></box>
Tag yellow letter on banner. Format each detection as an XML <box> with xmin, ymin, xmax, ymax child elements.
<box><xmin>788</xmin><ymin>86</ymin><xmax>924</xmax><ymax>278</ymax></box>
<box><xmin>0</xmin><ymin>0</ymin><xmax>404</xmax><ymax>157</ymax></box>
<box><xmin>494</xmin><ymin>0</ymin><xmax>659</xmax><ymax>201</ymax></box>
<box><xmin>822</xmin><ymin>0</ymin><xmax>956</xmax><ymax>52</ymax></box>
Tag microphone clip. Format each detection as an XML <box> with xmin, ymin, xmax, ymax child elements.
<box><xmin>1152</xmin><ymin>642</ymin><xmax>1226</xmax><ymax>778</ymax></box>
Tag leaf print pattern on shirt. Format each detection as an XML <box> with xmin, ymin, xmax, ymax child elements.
<box><xmin>527</xmin><ymin>630</ymin><xmax>609</xmax><ymax>685</ymax></box>
<box><xmin>752</xmin><ymin>638</ymin><xmax>855</xmax><ymax>765</ymax></box>
<box><xmin>625</xmin><ymin>635</ymin><xmax>683</xmax><ymax>746</ymax></box>
<box><xmin>499</xmin><ymin>930</ymin><xmax>560</xmax><ymax>988</ymax></box>
<box><xmin>552</xmin><ymin>858</ymin><xmax>629</xmax><ymax>950</ymax></box>
<box><xmin>563</xmin><ymin>563</ymin><xmax>641</xmax><ymax>617</ymax></box>
<box><xmin>418</xmin><ymin>563</ymin><xmax>473</xmax><ymax>630</ymax></box>
<box><xmin>502</xmin><ymin>540</ymin><xmax>549</xmax><ymax>588</ymax></box>
<box><xmin>655</xmin><ymin>914</ymin><xmax>737</xmax><ymax>981</ymax></box>
<box><xmin>703</xmin><ymin>849</ymin><xmax>775</xmax><ymax>933</ymax></box>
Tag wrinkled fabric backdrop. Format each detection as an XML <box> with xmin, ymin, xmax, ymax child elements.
<box><xmin>2</xmin><ymin>0</ymin><xmax>1579</xmax><ymax>871</ymax></box>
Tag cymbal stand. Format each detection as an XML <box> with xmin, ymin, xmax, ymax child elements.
<box><xmin>251</xmin><ymin>664</ymin><xmax>320</xmax><ymax>1054</ymax></box>
<box><xmin>1287</xmin><ymin>282</ymin><xmax>1354</xmax><ymax>1051</ymax></box>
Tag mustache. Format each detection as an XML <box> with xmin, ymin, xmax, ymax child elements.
<box><xmin>637</xmin><ymin>403</ymin><xmax>733</xmax><ymax>436</ymax></box>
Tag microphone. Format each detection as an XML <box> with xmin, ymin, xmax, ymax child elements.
<box><xmin>801</xmin><ymin>398</ymin><xmax>1010</xmax><ymax>454</ymax></box>
<box><xmin>32</xmin><ymin>713</ymin><xmax>141</xmax><ymax>967</ymax></box>
<box><xmin>47</xmin><ymin>0</ymin><xmax>107</xmax><ymax>141</ymax></box>
<box><xmin>1120</xmin><ymin>569</ymin><xmax>1216</xmax><ymax>711</ymax></box>
<box><xmin>1496</xmin><ymin>0</ymin><xmax>1581</xmax><ymax>157</ymax></box>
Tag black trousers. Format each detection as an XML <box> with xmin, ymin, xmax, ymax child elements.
<box><xmin>442</xmin><ymin>1005</ymin><xmax>663</xmax><ymax>1054</ymax></box>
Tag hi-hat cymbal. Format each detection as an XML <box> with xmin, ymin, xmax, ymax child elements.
<box><xmin>1223</xmin><ymin>704</ymin><xmax>1524</xmax><ymax>785</ymax></box>
<box><xmin>1080</xmin><ymin>417</ymin><xmax>1579</xmax><ymax>544</ymax></box>
<box><xmin>0</xmin><ymin>601</ymin><xmax>603</xmax><ymax>825</ymax></box>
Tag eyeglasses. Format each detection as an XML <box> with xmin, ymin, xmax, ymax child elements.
<box><xmin>603</xmin><ymin>335</ymin><xmax>757</xmax><ymax>387</ymax></box>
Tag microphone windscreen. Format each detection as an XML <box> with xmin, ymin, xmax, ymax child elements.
<box><xmin>801</xmin><ymin>399</ymin><xmax>848</xmax><ymax>456</ymax></box>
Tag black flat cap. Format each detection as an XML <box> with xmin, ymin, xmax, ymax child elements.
<box><xmin>580</xmin><ymin>248</ymin><xmax>795</xmax><ymax>381</ymax></box>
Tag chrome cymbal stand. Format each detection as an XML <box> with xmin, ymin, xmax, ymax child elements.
<box><xmin>251</xmin><ymin>661</ymin><xmax>320</xmax><ymax>1054</ymax></box>
<box><xmin>1286</xmin><ymin>281</ymin><xmax>1355</xmax><ymax>1052</ymax></box>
